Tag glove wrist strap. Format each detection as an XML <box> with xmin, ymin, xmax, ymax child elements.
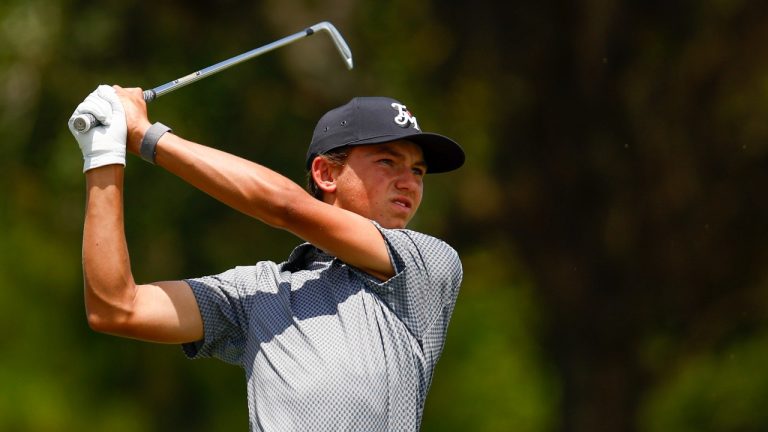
<box><xmin>140</xmin><ymin>122</ymin><xmax>172</xmax><ymax>164</ymax></box>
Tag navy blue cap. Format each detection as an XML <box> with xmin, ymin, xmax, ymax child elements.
<box><xmin>306</xmin><ymin>97</ymin><xmax>465</xmax><ymax>173</ymax></box>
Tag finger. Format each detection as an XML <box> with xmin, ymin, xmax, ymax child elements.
<box><xmin>97</xmin><ymin>85</ymin><xmax>123</xmax><ymax>115</ymax></box>
<box><xmin>75</xmin><ymin>90</ymin><xmax>113</xmax><ymax>125</ymax></box>
<box><xmin>114</xmin><ymin>86</ymin><xmax>144</xmax><ymax>101</ymax></box>
<box><xmin>94</xmin><ymin>85</ymin><xmax>120</xmax><ymax>125</ymax></box>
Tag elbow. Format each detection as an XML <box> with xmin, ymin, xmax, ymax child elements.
<box><xmin>86</xmin><ymin>307</ymin><xmax>140</xmax><ymax>337</ymax></box>
<box><xmin>84</xmin><ymin>287</ymin><xmax>136</xmax><ymax>335</ymax></box>
<box><xmin>86</xmin><ymin>310</ymin><xmax>113</xmax><ymax>333</ymax></box>
<box><xmin>85</xmin><ymin>306</ymin><xmax>129</xmax><ymax>335</ymax></box>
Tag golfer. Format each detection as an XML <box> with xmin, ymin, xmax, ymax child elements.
<box><xmin>68</xmin><ymin>85</ymin><xmax>465</xmax><ymax>431</ymax></box>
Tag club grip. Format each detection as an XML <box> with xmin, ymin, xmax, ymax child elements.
<box><xmin>72</xmin><ymin>89</ymin><xmax>156</xmax><ymax>133</ymax></box>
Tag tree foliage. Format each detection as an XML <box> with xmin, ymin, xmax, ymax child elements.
<box><xmin>2</xmin><ymin>1</ymin><xmax>768</xmax><ymax>431</ymax></box>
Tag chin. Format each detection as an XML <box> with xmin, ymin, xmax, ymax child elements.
<box><xmin>380</xmin><ymin>218</ymin><xmax>409</xmax><ymax>229</ymax></box>
<box><xmin>371</xmin><ymin>210</ymin><xmax>412</xmax><ymax>229</ymax></box>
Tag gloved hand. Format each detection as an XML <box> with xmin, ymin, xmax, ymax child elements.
<box><xmin>68</xmin><ymin>85</ymin><xmax>127</xmax><ymax>172</ymax></box>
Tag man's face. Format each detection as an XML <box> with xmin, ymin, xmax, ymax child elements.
<box><xmin>332</xmin><ymin>140</ymin><xmax>426</xmax><ymax>229</ymax></box>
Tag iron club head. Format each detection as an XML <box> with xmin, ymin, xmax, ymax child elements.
<box><xmin>309</xmin><ymin>21</ymin><xmax>354</xmax><ymax>70</ymax></box>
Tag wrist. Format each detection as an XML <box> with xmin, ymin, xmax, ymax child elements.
<box><xmin>140</xmin><ymin>122</ymin><xmax>173</xmax><ymax>164</ymax></box>
<box><xmin>83</xmin><ymin>141</ymin><xmax>127</xmax><ymax>173</ymax></box>
<box><xmin>84</xmin><ymin>162</ymin><xmax>125</xmax><ymax>179</ymax></box>
<box><xmin>127</xmin><ymin>121</ymin><xmax>152</xmax><ymax>155</ymax></box>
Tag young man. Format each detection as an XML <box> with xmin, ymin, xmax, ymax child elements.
<box><xmin>68</xmin><ymin>85</ymin><xmax>465</xmax><ymax>431</ymax></box>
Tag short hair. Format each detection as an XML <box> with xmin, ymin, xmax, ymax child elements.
<box><xmin>306</xmin><ymin>146</ymin><xmax>350</xmax><ymax>200</ymax></box>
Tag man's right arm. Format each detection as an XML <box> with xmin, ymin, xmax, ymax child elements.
<box><xmin>115</xmin><ymin>86</ymin><xmax>395</xmax><ymax>282</ymax></box>
<box><xmin>83</xmin><ymin>164</ymin><xmax>203</xmax><ymax>343</ymax></box>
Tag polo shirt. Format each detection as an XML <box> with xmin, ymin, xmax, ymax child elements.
<box><xmin>182</xmin><ymin>223</ymin><xmax>462</xmax><ymax>431</ymax></box>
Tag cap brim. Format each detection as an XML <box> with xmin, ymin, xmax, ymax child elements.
<box><xmin>308</xmin><ymin>132</ymin><xmax>465</xmax><ymax>173</ymax></box>
<box><xmin>333</xmin><ymin>132</ymin><xmax>464</xmax><ymax>174</ymax></box>
<box><xmin>399</xmin><ymin>132</ymin><xmax>465</xmax><ymax>174</ymax></box>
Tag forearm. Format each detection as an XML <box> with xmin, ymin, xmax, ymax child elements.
<box><xmin>117</xmin><ymin>84</ymin><xmax>307</xmax><ymax>229</ymax></box>
<box><xmin>83</xmin><ymin>165</ymin><xmax>137</xmax><ymax>329</ymax></box>
<box><xmin>115</xmin><ymin>84</ymin><xmax>391</xmax><ymax>278</ymax></box>
<box><xmin>144</xmin><ymin>132</ymin><xmax>393</xmax><ymax>279</ymax></box>
<box><xmin>153</xmin><ymin>132</ymin><xmax>305</xmax><ymax>228</ymax></box>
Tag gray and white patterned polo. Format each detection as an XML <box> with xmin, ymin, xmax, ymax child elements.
<box><xmin>182</xmin><ymin>222</ymin><xmax>463</xmax><ymax>431</ymax></box>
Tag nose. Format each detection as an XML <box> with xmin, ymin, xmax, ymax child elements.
<box><xmin>395</xmin><ymin>168</ymin><xmax>422</xmax><ymax>192</ymax></box>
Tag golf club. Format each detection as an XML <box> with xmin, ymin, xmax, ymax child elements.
<box><xmin>73</xmin><ymin>21</ymin><xmax>353</xmax><ymax>133</ymax></box>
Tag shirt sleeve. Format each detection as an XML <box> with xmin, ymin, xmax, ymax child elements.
<box><xmin>361</xmin><ymin>222</ymin><xmax>463</xmax><ymax>348</ymax></box>
<box><xmin>181</xmin><ymin>267</ymin><xmax>250</xmax><ymax>366</ymax></box>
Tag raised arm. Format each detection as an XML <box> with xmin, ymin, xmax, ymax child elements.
<box><xmin>70</xmin><ymin>85</ymin><xmax>203</xmax><ymax>343</ymax></box>
<box><xmin>116</xmin><ymin>86</ymin><xmax>394</xmax><ymax>280</ymax></box>
<box><xmin>83</xmin><ymin>166</ymin><xmax>203</xmax><ymax>343</ymax></box>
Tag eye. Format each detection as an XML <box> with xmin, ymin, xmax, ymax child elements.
<box><xmin>377</xmin><ymin>158</ymin><xmax>394</xmax><ymax>166</ymax></box>
<box><xmin>412</xmin><ymin>167</ymin><xmax>425</xmax><ymax>176</ymax></box>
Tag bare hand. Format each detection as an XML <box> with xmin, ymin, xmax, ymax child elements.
<box><xmin>113</xmin><ymin>85</ymin><xmax>152</xmax><ymax>155</ymax></box>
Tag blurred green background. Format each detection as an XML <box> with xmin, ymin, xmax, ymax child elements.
<box><xmin>2</xmin><ymin>0</ymin><xmax>768</xmax><ymax>431</ymax></box>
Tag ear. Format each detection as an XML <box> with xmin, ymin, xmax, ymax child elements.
<box><xmin>311</xmin><ymin>156</ymin><xmax>339</xmax><ymax>196</ymax></box>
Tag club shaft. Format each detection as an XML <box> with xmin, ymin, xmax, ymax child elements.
<box><xmin>148</xmin><ymin>28</ymin><xmax>314</xmax><ymax>100</ymax></box>
<box><xmin>72</xmin><ymin>22</ymin><xmax>353</xmax><ymax>133</ymax></box>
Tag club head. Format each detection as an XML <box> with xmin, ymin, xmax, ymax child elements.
<box><xmin>310</xmin><ymin>22</ymin><xmax>354</xmax><ymax>70</ymax></box>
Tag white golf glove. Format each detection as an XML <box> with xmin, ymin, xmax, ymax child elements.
<box><xmin>68</xmin><ymin>85</ymin><xmax>127</xmax><ymax>172</ymax></box>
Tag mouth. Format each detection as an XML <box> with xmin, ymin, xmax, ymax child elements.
<box><xmin>391</xmin><ymin>196</ymin><xmax>413</xmax><ymax>210</ymax></box>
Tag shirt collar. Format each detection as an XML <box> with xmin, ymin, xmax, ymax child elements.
<box><xmin>282</xmin><ymin>243</ymin><xmax>334</xmax><ymax>272</ymax></box>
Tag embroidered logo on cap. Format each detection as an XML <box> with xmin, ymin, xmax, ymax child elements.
<box><xmin>391</xmin><ymin>103</ymin><xmax>420</xmax><ymax>131</ymax></box>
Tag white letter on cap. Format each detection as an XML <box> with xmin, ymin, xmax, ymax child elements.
<box><xmin>391</xmin><ymin>103</ymin><xmax>420</xmax><ymax>131</ymax></box>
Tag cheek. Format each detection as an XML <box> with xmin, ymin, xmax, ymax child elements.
<box><xmin>413</xmin><ymin>182</ymin><xmax>424</xmax><ymax>202</ymax></box>
<box><xmin>337</xmin><ymin>174</ymin><xmax>371</xmax><ymax>207</ymax></box>
<box><xmin>354</xmin><ymin>171</ymin><xmax>385</xmax><ymax>195</ymax></box>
